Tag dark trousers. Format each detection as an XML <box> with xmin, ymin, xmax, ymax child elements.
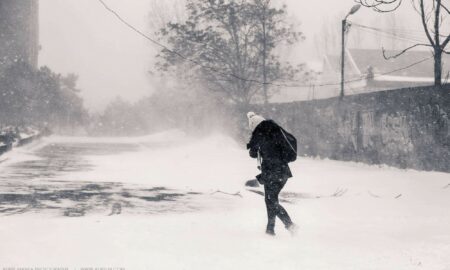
<box><xmin>264</xmin><ymin>178</ymin><xmax>293</xmax><ymax>232</ymax></box>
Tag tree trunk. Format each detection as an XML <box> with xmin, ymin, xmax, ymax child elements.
<box><xmin>262</xmin><ymin>17</ymin><xmax>268</xmax><ymax>106</ymax></box>
<box><xmin>340</xmin><ymin>19</ymin><xmax>346</xmax><ymax>99</ymax></box>
<box><xmin>434</xmin><ymin>0</ymin><xmax>442</xmax><ymax>86</ymax></box>
<box><xmin>434</xmin><ymin>47</ymin><xmax>442</xmax><ymax>86</ymax></box>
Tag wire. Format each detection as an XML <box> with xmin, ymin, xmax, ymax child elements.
<box><xmin>97</xmin><ymin>0</ymin><xmax>269</xmax><ymax>86</ymax></box>
<box><xmin>380</xmin><ymin>26</ymin><xmax>449</xmax><ymax>39</ymax></box>
<box><xmin>283</xmin><ymin>56</ymin><xmax>433</xmax><ymax>88</ymax></box>
<box><xmin>350</xmin><ymin>22</ymin><xmax>449</xmax><ymax>42</ymax></box>
<box><xmin>351</xmin><ymin>22</ymin><xmax>427</xmax><ymax>43</ymax></box>
<box><xmin>356</xmin><ymin>27</ymin><xmax>425</xmax><ymax>44</ymax></box>
<box><xmin>97</xmin><ymin>0</ymin><xmax>434</xmax><ymax>89</ymax></box>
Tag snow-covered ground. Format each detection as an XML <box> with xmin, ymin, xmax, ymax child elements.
<box><xmin>0</xmin><ymin>131</ymin><xmax>449</xmax><ymax>269</ymax></box>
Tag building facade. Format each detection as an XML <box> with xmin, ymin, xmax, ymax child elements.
<box><xmin>0</xmin><ymin>0</ymin><xmax>39</xmax><ymax>69</ymax></box>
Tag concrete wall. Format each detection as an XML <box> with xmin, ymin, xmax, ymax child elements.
<box><xmin>257</xmin><ymin>86</ymin><xmax>450</xmax><ymax>172</ymax></box>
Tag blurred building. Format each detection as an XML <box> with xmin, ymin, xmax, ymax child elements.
<box><xmin>0</xmin><ymin>0</ymin><xmax>39</xmax><ymax>69</ymax></box>
<box><xmin>322</xmin><ymin>49</ymin><xmax>450</xmax><ymax>91</ymax></box>
<box><xmin>258</xmin><ymin>49</ymin><xmax>450</xmax><ymax>104</ymax></box>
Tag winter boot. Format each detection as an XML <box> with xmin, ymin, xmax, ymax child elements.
<box><xmin>286</xmin><ymin>223</ymin><xmax>299</xmax><ymax>236</ymax></box>
<box><xmin>266</xmin><ymin>228</ymin><xmax>276</xmax><ymax>236</ymax></box>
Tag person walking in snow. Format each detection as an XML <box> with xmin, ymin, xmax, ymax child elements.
<box><xmin>246</xmin><ymin>112</ymin><xmax>297</xmax><ymax>236</ymax></box>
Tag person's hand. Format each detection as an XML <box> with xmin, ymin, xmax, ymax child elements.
<box><xmin>256</xmin><ymin>173</ymin><xmax>265</xmax><ymax>185</ymax></box>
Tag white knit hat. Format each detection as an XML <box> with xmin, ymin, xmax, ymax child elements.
<box><xmin>247</xmin><ymin>111</ymin><xmax>265</xmax><ymax>131</ymax></box>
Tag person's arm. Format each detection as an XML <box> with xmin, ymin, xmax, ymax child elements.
<box><xmin>249</xmin><ymin>145</ymin><xmax>258</xmax><ymax>158</ymax></box>
<box><xmin>247</xmin><ymin>132</ymin><xmax>259</xmax><ymax>158</ymax></box>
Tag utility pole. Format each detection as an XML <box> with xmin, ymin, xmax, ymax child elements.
<box><xmin>340</xmin><ymin>4</ymin><xmax>361</xmax><ymax>100</ymax></box>
<box><xmin>340</xmin><ymin>19</ymin><xmax>346</xmax><ymax>100</ymax></box>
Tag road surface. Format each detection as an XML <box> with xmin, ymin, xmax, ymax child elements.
<box><xmin>0</xmin><ymin>133</ymin><xmax>449</xmax><ymax>270</ymax></box>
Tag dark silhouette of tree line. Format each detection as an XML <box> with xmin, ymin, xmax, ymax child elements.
<box><xmin>0</xmin><ymin>61</ymin><xmax>88</xmax><ymax>132</ymax></box>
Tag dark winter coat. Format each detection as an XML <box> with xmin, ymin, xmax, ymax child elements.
<box><xmin>247</xmin><ymin>120</ymin><xmax>292</xmax><ymax>184</ymax></box>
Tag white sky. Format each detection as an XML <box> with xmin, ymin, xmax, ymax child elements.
<box><xmin>39</xmin><ymin>0</ymin><xmax>420</xmax><ymax>112</ymax></box>
<box><xmin>40</xmin><ymin>0</ymin><xmax>155</xmax><ymax>111</ymax></box>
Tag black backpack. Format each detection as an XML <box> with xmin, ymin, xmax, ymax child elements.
<box><xmin>278</xmin><ymin>126</ymin><xmax>297</xmax><ymax>163</ymax></box>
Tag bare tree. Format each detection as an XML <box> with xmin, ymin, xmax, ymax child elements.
<box><xmin>356</xmin><ymin>0</ymin><xmax>450</xmax><ymax>86</ymax></box>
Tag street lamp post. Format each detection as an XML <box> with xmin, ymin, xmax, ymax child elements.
<box><xmin>340</xmin><ymin>4</ymin><xmax>361</xmax><ymax>100</ymax></box>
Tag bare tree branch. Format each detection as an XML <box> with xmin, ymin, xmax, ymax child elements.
<box><xmin>435</xmin><ymin>0</ymin><xmax>441</xmax><ymax>45</ymax></box>
<box><xmin>211</xmin><ymin>190</ymin><xmax>243</xmax><ymax>197</ymax></box>
<box><xmin>442</xmin><ymin>34</ymin><xmax>450</xmax><ymax>48</ymax></box>
<box><xmin>376</xmin><ymin>0</ymin><xmax>403</xmax><ymax>12</ymax></box>
<box><xmin>356</xmin><ymin>0</ymin><xmax>403</xmax><ymax>12</ymax></box>
<box><xmin>368</xmin><ymin>191</ymin><xmax>402</xmax><ymax>199</ymax></box>
<box><xmin>440</xmin><ymin>2</ymin><xmax>450</xmax><ymax>14</ymax></box>
<box><xmin>382</xmin><ymin>43</ymin><xmax>433</xmax><ymax>59</ymax></box>
<box><xmin>420</xmin><ymin>0</ymin><xmax>437</xmax><ymax>46</ymax></box>
<box><xmin>332</xmin><ymin>188</ymin><xmax>348</xmax><ymax>197</ymax></box>
<box><xmin>376</xmin><ymin>0</ymin><xmax>399</xmax><ymax>4</ymax></box>
<box><xmin>311</xmin><ymin>187</ymin><xmax>348</xmax><ymax>199</ymax></box>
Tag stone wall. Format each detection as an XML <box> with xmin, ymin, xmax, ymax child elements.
<box><xmin>256</xmin><ymin>86</ymin><xmax>449</xmax><ymax>172</ymax></box>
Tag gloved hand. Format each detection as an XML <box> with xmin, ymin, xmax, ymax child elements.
<box><xmin>256</xmin><ymin>173</ymin><xmax>265</xmax><ymax>185</ymax></box>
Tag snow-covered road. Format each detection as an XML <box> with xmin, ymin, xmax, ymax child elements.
<box><xmin>0</xmin><ymin>131</ymin><xmax>449</xmax><ymax>269</ymax></box>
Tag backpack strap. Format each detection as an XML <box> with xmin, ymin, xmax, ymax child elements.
<box><xmin>280</xmin><ymin>127</ymin><xmax>297</xmax><ymax>155</ymax></box>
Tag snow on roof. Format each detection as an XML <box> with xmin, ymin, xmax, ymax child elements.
<box><xmin>349</xmin><ymin>48</ymin><xmax>436</xmax><ymax>77</ymax></box>
<box><xmin>374</xmin><ymin>75</ymin><xmax>435</xmax><ymax>82</ymax></box>
<box><xmin>325</xmin><ymin>49</ymin><xmax>450</xmax><ymax>78</ymax></box>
